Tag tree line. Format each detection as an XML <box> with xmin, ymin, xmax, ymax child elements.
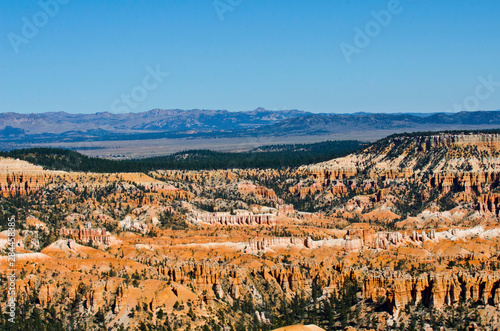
<box><xmin>0</xmin><ymin>140</ymin><xmax>366</xmax><ymax>172</ymax></box>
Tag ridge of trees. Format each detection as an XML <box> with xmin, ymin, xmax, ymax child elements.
<box><xmin>0</xmin><ymin>140</ymin><xmax>366</xmax><ymax>172</ymax></box>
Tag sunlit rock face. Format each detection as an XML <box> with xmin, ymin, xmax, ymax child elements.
<box><xmin>3</xmin><ymin>132</ymin><xmax>500</xmax><ymax>330</ymax></box>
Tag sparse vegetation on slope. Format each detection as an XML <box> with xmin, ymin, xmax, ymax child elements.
<box><xmin>2</xmin><ymin>130</ymin><xmax>500</xmax><ymax>330</ymax></box>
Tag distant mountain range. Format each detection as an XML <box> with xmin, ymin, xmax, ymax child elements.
<box><xmin>1</xmin><ymin>108</ymin><xmax>500</xmax><ymax>147</ymax></box>
<box><xmin>249</xmin><ymin>110</ymin><xmax>500</xmax><ymax>136</ymax></box>
<box><xmin>0</xmin><ymin>108</ymin><xmax>307</xmax><ymax>135</ymax></box>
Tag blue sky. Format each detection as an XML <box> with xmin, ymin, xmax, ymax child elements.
<box><xmin>1</xmin><ymin>0</ymin><xmax>499</xmax><ymax>114</ymax></box>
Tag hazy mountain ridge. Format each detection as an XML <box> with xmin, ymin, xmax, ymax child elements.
<box><xmin>2</xmin><ymin>109</ymin><xmax>500</xmax><ymax>150</ymax></box>
<box><xmin>252</xmin><ymin>110</ymin><xmax>500</xmax><ymax>136</ymax></box>
<box><xmin>0</xmin><ymin>108</ymin><xmax>309</xmax><ymax>135</ymax></box>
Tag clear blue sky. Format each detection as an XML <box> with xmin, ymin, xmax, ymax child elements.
<box><xmin>1</xmin><ymin>0</ymin><xmax>499</xmax><ymax>114</ymax></box>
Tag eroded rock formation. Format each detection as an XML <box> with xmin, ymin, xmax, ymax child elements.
<box><xmin>193</xmin><ymin>211</ymin><xmax>276</xmax><ymax>226</ymax></box>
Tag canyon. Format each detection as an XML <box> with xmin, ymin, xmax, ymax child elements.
<box><xmin>1</xmin><ymin>131</ymin><xmax>500</xmax><ymax>330</ymax></box>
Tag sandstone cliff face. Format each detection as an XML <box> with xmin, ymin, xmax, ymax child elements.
<box><xmin>238</xmin><ymin>182</ymin><xmax>278</xmax><ymax>200</ymax></box>
<box><xmin>0</xmin><ymin>158</ymin><xmax>192</xmax><ymax>199</ymax></box>
<box><xmin>477</xmin><ymin>193</ymin><xmax>500</xmax><ymax>216</ymax></box>
<box><xmin>192</xmin><ymin>211</ymin><xmax>276</xmax><ymax>226</ymax></box>
<box><xmin>245</xmin><ymin>237</ymin><xmax>313</xmax><ymax>253</ymax></box>
<box><xmin>299</xmin><ymin>133</ymin><xmax>500</xmax><ymax>198</ymax></box>
<box><xmin>59</xmin><ymin>227</ymin><xmax>111</xmax><ymax>245</ymax></box>
<box><xmin>363</xmin><ymin>270</ymin><xmax>500</xmax><ymax>312</ymax></box>
<box><xmin>0</xmin><ymin>158</ymin><xmax>50</xmax><ymax>196</ymax></box>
